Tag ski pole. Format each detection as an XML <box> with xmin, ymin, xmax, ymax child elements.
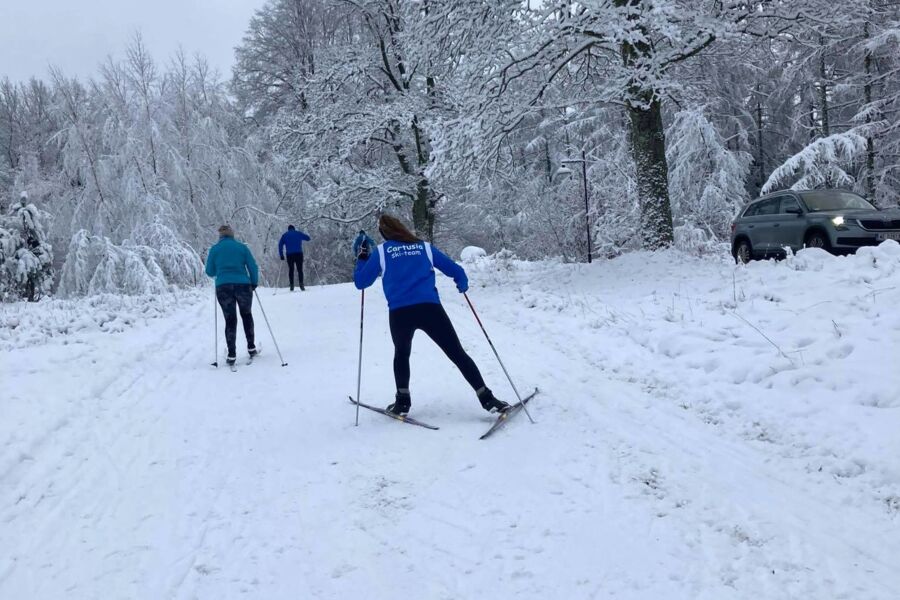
<box><xmin>463</xmin><ymin>293</ymin><xmax>534</xmax><ymax>423</ymax></box>
<box><xmin>253</xmin><ymin>289</ymin><xmax>288</xmax><ymax>367</ymax></box>
<box><xmin>273</xmin><ymin>260</ymin><xmax>286</xmax><ymax>295</ymax></box>
<box><xmin>211</xmin><ymin>288</ymin><xmax>218</xmax><ymax>368</ymax></box>
<box><xmin>311</xmin><ymin>259</ymin><xmax>323</xmax><ymax>286</ymax></box>
<box><xmin>355</xmin><ymin>289</ymin><xmax>365</xmax><ymax>426</ymax></box>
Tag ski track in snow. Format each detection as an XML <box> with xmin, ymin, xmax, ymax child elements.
<box><xmin>2</xmin><ymin>247</ymin><xmax>900</xmax><ymax>599</ymax></box>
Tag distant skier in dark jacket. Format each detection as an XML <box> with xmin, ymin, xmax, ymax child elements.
<box><xmin>353</xmin><ymin>214</ymin><xmax>509</xmax><ymax>416</ymax></box>
<box><xmin>278</xmin><ymin>225</ymin><xmax>311</xmax><ymax>291</ymax></box>
<box><xmin>205</xmin><ymin>225</ymin><xmax>259</xmax><ymax>366</ymax></box>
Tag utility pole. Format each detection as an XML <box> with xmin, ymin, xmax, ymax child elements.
<box><xmin>580</xmin><ymin>149</ymin><xmax>592</xmax><ymax>263</ymax></box>
<box><xmin>561</xmin><ymin>151</ymin><xmax>593</xmax><ymax>263</ymax></box>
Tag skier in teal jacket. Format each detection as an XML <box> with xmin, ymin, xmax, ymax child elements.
<box><xmin>205</xmin><ymin>225</ymin><xmax>259</xmax><ymax>365</ymax></box>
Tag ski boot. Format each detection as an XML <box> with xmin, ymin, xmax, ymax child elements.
<box><xmin>386</xmin><ymin>390</ymin><xmax>412</xmax><ymax>416</ymax></box>
<box><xmin>225</xmin><ymin>353</ymin><xmax>237</xmax><ymax>367</ymax></box>
<box><xmin>248</xmin><ymin>345</ymin><xmax>259</xmax><ymax>358</ymax></box>
<box><xmin>478</xmin><ymin>388</ymin><xmax>510</xmax><ymax>414</ymax></box>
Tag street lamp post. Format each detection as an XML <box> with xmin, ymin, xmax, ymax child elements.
<box><xmin>560</xmin><ymin>150</ymin><xmax>592</xmax><ymax>264</ymax></box>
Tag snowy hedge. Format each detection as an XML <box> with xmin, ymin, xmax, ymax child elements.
<box><xmin>0</xmin><ymin>288</ymin><xmax>205</xmax><ymax>350</ymax></box>
<box><xmin>57</xmin><ymin>224</ymin><xmax>203</xmax><ymax>298</ymax></box>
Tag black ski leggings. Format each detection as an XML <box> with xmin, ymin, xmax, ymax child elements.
<box><xmin>286</xmin><ymin>253</ymin><xmax>304</xmax><ymax>288</ymax></box>
<box><xmin>216</xmin><ymin>283</ymin><xmax>255</xmax><ymax>355</ymax></box>
<box><xmin>389</xmin><ymin>303</ymin><xmax>486</xmax><ymax>392</ymax></box>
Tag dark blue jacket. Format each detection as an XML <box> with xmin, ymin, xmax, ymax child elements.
<box><xmin>205</xmin><ymin>236</ymin><xmax>259</xmax><ymax>287</ymax></box>
<box><xmin>279</xmin><ymin>229</ymin><xmax>311</xmax><ymax>258</ymax></box>
<box><xmin>353</xmin><ymin>232</ymin><xmax>376</xmax><ymax>257</ymax></box>
<box><xmin>354</xmin><ymin>240</ymin><xmax>468</xmax><ymax>311</ymax></box>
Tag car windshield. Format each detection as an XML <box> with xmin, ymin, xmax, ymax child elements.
<box><xmin>801</xmin><ymin>191</ymin><xmax>876</xmax><ymax>212</ymax></box>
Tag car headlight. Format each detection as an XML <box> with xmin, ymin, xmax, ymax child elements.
<box><xmin>831</xmin><ymin>216</ymin><xmax>849</xmax><ymax>230</ymax></box>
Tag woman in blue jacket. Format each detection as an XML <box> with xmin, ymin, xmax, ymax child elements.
<box><xmin>353</xmin><ymin>214</ymin><xmax>509</xmax><ymax>416</ymax></box>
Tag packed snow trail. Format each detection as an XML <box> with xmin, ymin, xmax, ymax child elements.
<box><xmin>2</xmin><ymin>247</ymin><xmax>900</xmax><ymax>599</ymax></box>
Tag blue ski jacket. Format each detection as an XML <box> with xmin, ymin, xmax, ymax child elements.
<box><xmin>205</xmin><ymin>236</ymin><xmax>259</xmax><ymax>287</ymax></box>
<box><xmin>354</xmin><ymin>240</ymin><xmax>468</xmax><ymax>311</ymax></box>
<box><xmin>279</xmin><ymin>229</ymin><xmax>311</xmax><ymax>258</ymax></box>
<box><xmin>353</xmin><ymin>232</ymin><xmax>376</xmax><ymax>257</ymax></box>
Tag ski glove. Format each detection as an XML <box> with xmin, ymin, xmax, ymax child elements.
<box><xmin>252</xmin><ymin>284</ymin><xmax>258</xmax><ymax>291</ymax></box>
<box><xmin>456</xmin><ymin>280</ymin><xmax>468</xmax><ymax>293</ymax></box>
<box><xmin>280</xmin><ymin>256</ymin><xmax>285</xmax><ymax>261</ymax></box>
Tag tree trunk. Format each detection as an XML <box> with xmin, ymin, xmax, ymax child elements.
<box><xmin>863</xmin><ymin>22</ymin><xmax>876</xmax><ymax>202</ymax></box>
<box><xmin>627</xmin><ymin>95</ymin><xmax>674</xmax><ymax>249</ymax></box>
<box><xmin>755</xmin><ymin>89</ymin><xmax>765</xmax><ymax>193</ymax></box>
<box><xmin>413</xmin><ymin>177</ymin><xmax>435</xmax><ymax>242</ymax></box>
<box><xmin>818</xmin><ymin>39</ymin><xmax>830</xmax><ymax>138</ymax></box>
<box><xmin>617</xmin><ymin>0</ymin><xmax>674</xmax><ymax>248</ymax></box>
<box><xmin>410</xmin><ymin>116</ymin><xmax>435</xmax><ymax>241</ymax></box>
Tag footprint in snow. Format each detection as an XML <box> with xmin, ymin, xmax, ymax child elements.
<box><xmin>794</xmin><ymin>336</ymin><xmax>815</xmax><ymax>348</ymax></box>
<box><xmin>826</xmin><ymin>344</ymin><xmax>854</xmax><ymax>360</ymax></box>
<box><xmin>194</xmin><ymin>564</ymin><xmax>219</xmax><ymax>576</ymax></box>
<box><xmin>857</xmin><ymin>391</ymin><xmax>898</xmax><ymax>408</ymax></box>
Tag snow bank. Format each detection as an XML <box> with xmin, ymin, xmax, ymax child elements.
<box><xmin>0</xmin><ymin>288</ymin><xmax>206</xmax><ymax>350</ymax></box>
<box><xmin>467</xmin><ymin>243</ymin><xmax>900</xmax><ymax>516</ymax></box>
<box><xmin>459</xmin><ymin>245</ymin><xmax>487</xmax><ymax>263</ymax></box>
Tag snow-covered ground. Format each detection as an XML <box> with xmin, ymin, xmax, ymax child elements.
<box><xmin>2</xmin><ymin>245</ymin><xmax>900</xmax><ymax>599</ymax></box>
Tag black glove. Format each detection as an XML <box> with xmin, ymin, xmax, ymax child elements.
<box><xmin>252</xmin><ymin>284</ymin><xmax>258</xmax><ymax>291</ymax></box>
<box><xmin>280</xmin><ymin>256</ymin><xmax>285</xmax><ymax>261</ymax></box>
<box><xmin>358</xmin><ymin>247</ymin><xmax>371</xmax><ymax>260</ymax></box>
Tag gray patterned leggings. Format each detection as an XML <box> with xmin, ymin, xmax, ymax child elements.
<box><xmin>216</xmin><ymin>284</ymin><xmax>255</xmax><ymax>355</ymax></box>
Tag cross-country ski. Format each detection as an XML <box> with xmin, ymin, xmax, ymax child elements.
<box><xmin>348</xmin><ymin>396</ymin><xmax>439</xmax><ymax>430</ymax></box>
<box><xmin>480</xmin><ymin>388</ymin><xmax>540</xmax><ymax>440</ymax></box>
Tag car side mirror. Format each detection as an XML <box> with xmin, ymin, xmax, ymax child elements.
<box><xmin>785</xmin><ymin>208</ymin><xmax>803</xmax><ymax>216</ymax></box>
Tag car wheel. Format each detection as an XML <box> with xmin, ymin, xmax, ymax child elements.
<box><xmin>805</xmin><ymin>230</ymin><xmax>832</xmax><ymax>252</ymax></box>
<box><xmin>734</xmin><ymin>239</ymin><xmax>753</xmax><ymax>264</ymax></box>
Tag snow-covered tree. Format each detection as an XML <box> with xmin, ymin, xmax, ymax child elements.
<box><xmin>667</xmin><ymin>108</ymin><xmax>751</xmax><ymax>240</ymax></box>
<box><xmin>856</xmin><ymin>16</ymin><xmax>900</xmax><ymax>205</ymax></box>
<box><xmin>762</xmin><ymin>131</ymin><xmax>869</xmax><ymax>194</ymax></box>
<box><xmin>265</xmin><ymin>0</ymin><xmax>449</xmax><ymax>240</ymax></box>
<box><xmin>0</xmin><ymin>191</ymin><xmax>53</xmax><ymax>301</ymax></box>
<box><xmin>57</xmin><ymin>229</ymin><xmax>177</xmax><ymax>297</ymax></box>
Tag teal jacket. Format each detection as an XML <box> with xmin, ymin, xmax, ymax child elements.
<box><xmin>205</xmin><ymin>236</ymin><xmax>259</xmax><ymax>287</ymax></box>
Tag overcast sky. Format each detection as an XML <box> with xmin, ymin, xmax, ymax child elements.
<box><xmin>0</xmin><ymin>0</ymin><xmax>269</xmax><ymax>82</ymax></box>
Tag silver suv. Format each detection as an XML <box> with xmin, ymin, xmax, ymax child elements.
<box><xmin>731</xmin><ymin>189</ymin><xmax>900</xmax><ymax>263</ymax></box>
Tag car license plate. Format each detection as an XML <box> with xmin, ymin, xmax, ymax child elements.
<box><xmin>876</xmin><ymin>232</ymin><xmax>900</xmax><ymax>241</ymax></box>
